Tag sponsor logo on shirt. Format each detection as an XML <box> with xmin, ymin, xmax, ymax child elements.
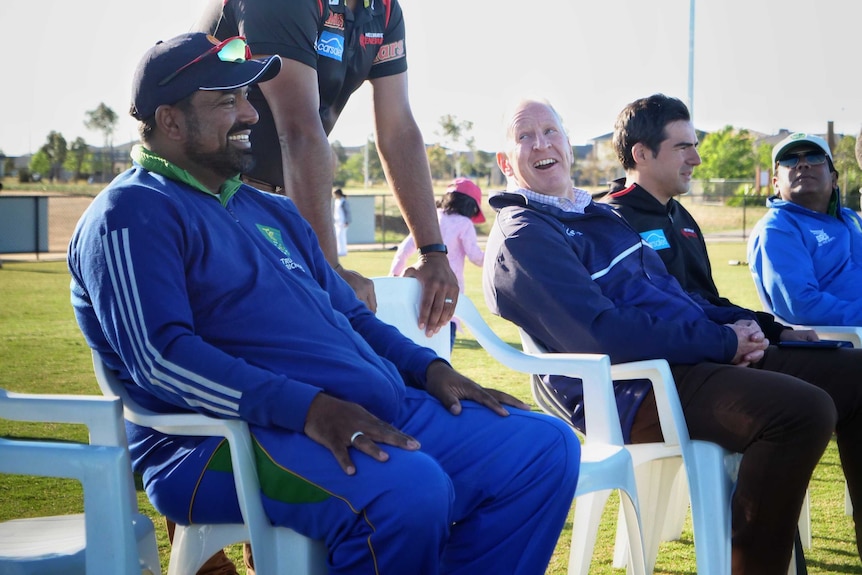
<box><xmin>324</xmin><ymin>12</ymin><xmax>344</xmax><ymax>31</ymax></box>
<box><xmin>681</xmin><ymin>227</ymin><xmax>698</xmax><ymax>239</ymax></box>
<box><xmin>809</xmin><ymin>228</ymin><xmax>835</xmax><ymax>247</ymax></box>
<box><xmin>565</xmin><ymin>227</ymin><xmax>582</xmax><ymax>237</ymax></box>
<box><xmin>640</xmin><ymin>229</ymin><xmax>671</xmax><ymax>251</ymax></box>
<box><xmin>361</xmin><ymin>32</ymin><xmax>384</xmax><ymax>48</ymax></box>
<box><xmin>373</xmin><ymin>39</ymin><xmax>404</xmax><ymax>64</ymax></box>
<box><xmin>317</xmin><ymin>31</ymin><xmax>344</xmax><ymax>62</ymax></box>
<box><xmin>256</xmin><ymin>225</ymin><xmax>306</xmax><ymax>272</ymax></box>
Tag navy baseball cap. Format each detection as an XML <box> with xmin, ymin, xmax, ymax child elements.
<box><xmin>131</xmin><ymin>33</ymin><xmax>281</xmax><ymax>120</ymax></box>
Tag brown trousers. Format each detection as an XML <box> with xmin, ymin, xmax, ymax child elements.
<box><xmin>631</xmin><ymin>346</ymin><xmax>862</xmax><ymax>574</ymax></box>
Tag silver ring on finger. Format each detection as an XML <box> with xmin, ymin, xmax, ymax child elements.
<box><xmin>443</xmin><ymin>298</ymin><xmax>454</xmax><ymax>304</ymax></box>
<box><xmin>350</xmin><ymin>431</ymin><xmax>365</xmax><ymax>445</ymax></box>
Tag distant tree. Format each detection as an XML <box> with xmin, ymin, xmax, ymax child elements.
<box><xmin>341</xmin><ymin>139</ymin><xmax>383</xmax><ymax>186</ymax></box>
<box><xmin>331</xmin><ymin>140</ymin><xmax>348</xmax><ymax>164</ymax></box>
<box><xmin>469</xmin><ymin>150</ymin><xmax>496</xmax><ymax>179</ymax></box>
<box><xmin>436</xmin><ymin>114</ymin><xmax>475</xmax><ymax>178</ymax></box>
<box><xmin>694</xmin><ymin>126</ymin><xmax>756</xmax><ymax>180</ymax></box>
<box><xmin>833</xmin><ymin>135</ymin><xmax>862</xmax><ymax>210</ymax></box>
<box><xmin>3</xmin><ymin>157</ymin><xmax>14</xmax><ymax>177</ymax></box>
<box><xmin>40</xmin><ymin>131</ymin><xmax>68</xmax><ymax>182</ymax></box>
<box><xmin>64</xmin><ymin>137</ymin><xmax>93</xmax><ymax>182</ymax></box>
<box><xmin>29</xmin><ymin>149</ymin><xmax>51</xmax><ymax>179</ymax></box>
<box><xmin>755</xmin><ymin>142</ymin><xmax>772</xmax><ymax>174</ymax></box>
<box><xmin>364</xmin><ymin>137</ymin><xmax>384</xmax><ymax>184</ymax></box>
<box><xmin>341</xmin><ymin>153</ymin><xmax>364</xmax><ymax>184</ymax></box>
<box><xmin>331</xmin><ymin>141</ymin><xmax>349</xmax><ymax>187</ymax></box>
<box><xmin>426</xmin><ymin>144</ymin><xmax>452</xmax><ymax>181</ymax></box>
<box><xmin>84</xmin><ymin>103</ymin><xmax>118</xmax><ymax>182</ymax></box>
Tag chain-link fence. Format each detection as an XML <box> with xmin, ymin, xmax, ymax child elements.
<box><xmin>0</xmin><ymin>193</ymin><xmax>415</xmax><ymax>261</ymax></box>
<box><xmin>10</xmin><ymin>179</ymin><xmax>832</xmax><ymax>261</ymax></box>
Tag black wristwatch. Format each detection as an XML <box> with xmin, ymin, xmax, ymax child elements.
<box><xmin>418</xmin><ymin>243</ymin><xmax>448</xmax><ymax>255</ymax></box>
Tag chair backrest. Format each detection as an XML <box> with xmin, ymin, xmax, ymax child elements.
<box><xmin>371</xmin><ymin>277</ymin><xmax>626</xmax><ymax>447</ymax></box>
<box><xmin>370</xmin><ymin>276</ymin><xmax>452</xmax><ymax>360</ymax></box>
<box><xmin>518</xmin><ymin>329</ymin><xmax>583</xmax><ymax>434</ymax></box>
<box><xmin>751</xmin><ymin>276</ymin><xmax>862</xmax><ymax>348</ymax></box>
<box><xmin>91</xmin><ymin>351</ymin><xmax>284</xmax><ymax>572</ymax></box>
<box><xmin>517</xmin><ymin>325</ymin><xmax>692</xmax><ymax>449</ymax></box>
<box><xmin>0</xmin><ymin>388</ymin><xmax>148</xmax><ymax>575</ymax></box>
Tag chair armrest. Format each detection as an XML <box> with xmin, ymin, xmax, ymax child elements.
<box><xmin>0</xmin><ymin>389</ymin><xmax>125</xmax><ymax>446</ymax></box>
<box><xmin>454</xmin><ymin>295</ymin><xmax>625</xmax><ymax>446</ymax></box>
<box><xmin>610</xmin><ymin>360</ymin><xmax>688</xmax><ymax>447</ymax></box>
<box><xmin>802</xmin><ymin>326</ymin><xmax>862</xmax><ymax>348</ymax></box>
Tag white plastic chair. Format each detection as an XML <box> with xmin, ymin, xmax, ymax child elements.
<box><xmin>92</xmin><ymin>352</ymin><xmax>328</xmax><ymax>575</ymax></box>
<box><xmin>0</xmin><ymin>388</ymin><xmax>160</xmax><ymax>575</ymax></box>
<box><xmin>519</xmin><ymin>329</ymin><xmax>738</xmax><ymax>575</ymax></box>
<box><xmin>371</xmin><ymin>276</ymin><xmax>647</xmax><ymax>575</ymax></box>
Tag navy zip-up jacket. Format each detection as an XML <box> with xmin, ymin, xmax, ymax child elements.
<box><xmin>483</xmin><ymin>191</ymin><xmax>742</xmax><ymax>438</ymax></box>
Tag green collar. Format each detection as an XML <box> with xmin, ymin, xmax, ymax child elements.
<box><xmin>827</xmin><ymin>189</ymin><xmax>840</xmax><ymax>218</ymax></box>
<box><xmin>131</xmin><ymin>145</ymin><xmax>243</xmax><ymax>205</ymax></box>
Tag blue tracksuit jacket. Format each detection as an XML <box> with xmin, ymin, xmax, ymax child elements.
<box><xmin>748</xmin><ymin>193</ymin><xmax>862</xmax><ymax>325</ymax></box>
<box><xmin>68</xmin><ymin>150</ymin><xmax>438</xmax><ymax>476</ymax></box>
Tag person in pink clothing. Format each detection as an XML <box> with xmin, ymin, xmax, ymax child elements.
<box><xmin>390</xmin><ymin>178</ymin><xmax>486</xmax><ymax>348</ymax></box>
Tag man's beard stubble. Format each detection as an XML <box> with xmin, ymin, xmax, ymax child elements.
<box><xmin>183</xmin><ymin>114</ymin><xmax>256</xmax><ymax>179</ymax></box>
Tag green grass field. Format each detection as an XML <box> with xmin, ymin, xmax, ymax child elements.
<box><xmin>1</xmin><ymin>243</ymin><xmax>859</xmax><ymax>574</ymax></box>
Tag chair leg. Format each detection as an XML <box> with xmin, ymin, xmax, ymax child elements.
<box><xmin>798</xmin><ymin>490</ymin><xmax>812</xmax><ymax>550</ymax></box>
<box><xmin>618</xmin><ymin>491</ymin><xmax>647</xmax><ymax>575</ymax></box>
<box><xmin>659</xmin><ymin>467</ymin><xmax>689</xmax><ymax>542</ymax></box>
<box><xmin>168</xmin><ymin>525</ymin><xmax>248</xmax><ymax>575</ymax></box>
<box><xmin>272</xmin><ymin>529</ymin><xmax>328</xmax><ymax>575</ymax></box>
<box><xmin>687</xmin><ymin>442</ymin><xmax>734</xmax><ymax>575</ymax></box>
<box><xmin>133</xmin><ymin>515</ymin><xmax>162</xmax><ymax>575</ymax></box>
<box><xmin>614</xmin><ymin>458</ymin><xmax>681</xmax><ymax>573</ymax></box>
<box><xmin>568</xmin><ymin>490</ymin><xmax>613</xmax><ymax>575</ymax></box>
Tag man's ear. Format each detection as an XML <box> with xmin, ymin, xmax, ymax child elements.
<box><xmin>496</xmin><ymin>151</ymin><xmax>513</xmax><ymax>177</ymax></box>
<box><xmin>155</xmin><ymin>105</ymin><xmax>185</xmax><ymax>141</ymax></box>
<box><xmin>631</xmin><ymin>142</ymin><xmax>649</xmax><ymax>165</ymax></box>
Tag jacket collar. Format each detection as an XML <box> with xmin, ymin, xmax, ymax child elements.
<box><xmin>607</xmin><ymin>183</ymin><xmax>674</xmax><ymax>216</ymax></box>
<box><xmin>131</xmin><ymin>144</ymin><xmax>243</xmax><ymax>205</ymax></box>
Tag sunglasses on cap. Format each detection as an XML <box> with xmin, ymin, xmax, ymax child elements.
<box><xmin>776</xmin><ymin>151</ymin><xmax>829</xmax><ymax>169</ymax></box>
<box><xmin>158</xmin><ymin>36</ymin><xmax>252</xmax><ymax>87</ymax></box>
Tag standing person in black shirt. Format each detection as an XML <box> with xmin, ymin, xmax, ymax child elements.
<box><xmin>196</xmin><ymin>0</ymin><xmax>459</xmax><ymax>332</ymax></box>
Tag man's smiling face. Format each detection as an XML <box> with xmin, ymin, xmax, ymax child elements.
<box><xmin>497</xmin><ymin>100</ymin><xmax>574</xmax><ymax>197</ymax></box>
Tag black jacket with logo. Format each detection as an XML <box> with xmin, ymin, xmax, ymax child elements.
<box><xmin>605</xmin><ymin>183</ymin><xmax>788</xmax><ymax>341</ymax></box>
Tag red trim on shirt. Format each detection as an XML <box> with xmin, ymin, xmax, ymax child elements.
<box><xmin>608</xmin><ymin>184</ymin><xmax>636</xmax><ymax>198</ymax></box>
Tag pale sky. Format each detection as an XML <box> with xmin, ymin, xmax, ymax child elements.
<box><xmin>2</xmin><ymin>0</ymin><xmax>861</xmax><ymax>157</ymax></box>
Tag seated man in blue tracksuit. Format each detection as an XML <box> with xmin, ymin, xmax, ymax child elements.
<box><xmin>67</xmin><ymin>34</ymin><xmax>579</xmax><ymax>575</ymax></box>
<box><xmin>483</xmin><ymin>97</ymin><xmax>862</xmax><ymax>574</ymax></box>
<box><xmin>748</xmin><ymin>132</ymin><xmax>862</xmax><ymax>326</ymax></box>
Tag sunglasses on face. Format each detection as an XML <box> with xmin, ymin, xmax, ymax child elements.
<box><xmin>776</xmin><ymin>151</ymin><xmax>828</xmax><ymax>169</ymax></box>
<box><xmin>158</xmin><ymin>36</ymin><xmax>252</xmax><ymax>87</ymax></box>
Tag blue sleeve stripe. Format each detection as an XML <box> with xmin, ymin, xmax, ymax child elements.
<box><xmin>103</xmin><ymin>228</ymin><xmax>242</xmax><ymax>416</ymax></box>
